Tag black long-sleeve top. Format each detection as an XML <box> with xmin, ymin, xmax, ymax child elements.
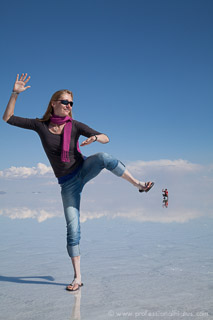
<box><xmin>7</xmin><ymin>115</ymin><xmax>101</xmax><ymax>178</ymax></box>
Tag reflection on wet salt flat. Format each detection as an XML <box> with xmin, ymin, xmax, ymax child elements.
<box><xmin>1</xmin><ymin>158</ymin><xmax>213</xmax><ymax>319</ymax></box>
<box><xmin>0</xmin><ymin>177</ymin><xmax>212</xmax><ymax>224</ymax></box>
<box><xmin>0</xmin><ymin>215</ymin><xmax>212</xmax><ymax>320</ymax></box>
<box><xmin>1</xmin><ymin>159</ymin><xmax>213</xmax><ymax>225</ymax></box>
<box><xmin>70</xmin><ymin>290</ymin><xmax>81</xmax><ymax>320</ymax></box>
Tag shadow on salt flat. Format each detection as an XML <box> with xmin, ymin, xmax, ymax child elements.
<box><xmin>0</xmin><ymin>275</ymin><xmax>67</xmax><ymax>286</ymax></box>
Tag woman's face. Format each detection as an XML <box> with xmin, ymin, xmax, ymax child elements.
<box><xmin>51</xmin><ymin>93</ymin><xmax>73</xmax><ymax>117</ymax></box>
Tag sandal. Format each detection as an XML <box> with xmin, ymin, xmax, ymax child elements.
<box><xmin>66</xmin><ymin>279</ymin><xmax>84</xmax><ymax>292</ymax></box>
<box><xmin>139</xmin><ymin>182</ymin><xmax>154</xmax><ymax>193</ymax></box>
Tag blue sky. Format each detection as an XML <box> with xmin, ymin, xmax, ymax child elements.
<box><xmin>1</xmin><ymin>0</ymin><xmax>213</xmax><ymax>169</ymax></box>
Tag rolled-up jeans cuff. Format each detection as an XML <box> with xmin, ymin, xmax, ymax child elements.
<box><xmin>67</xmin><ymin>244</ymin><xmax>80</xmax><ymax>257</ymax></box>
<box><xmin>111</xmin><ymin>160</ymin><xmax>126</xmax><ymax>177</ymax></box>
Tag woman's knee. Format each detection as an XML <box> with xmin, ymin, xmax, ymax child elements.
<box><xmin>95</xmin><ymin>152</ymin><xmax>119</xmax><ymax>171</ymax></box>
<box><xmin>95</xmin><ymin>152</ymin><xmax>109</xmax><ymax>162</ymax></box>
<box><xmin>98</xmin><ymin>152</ymin><xmax>126</xmax><ymax>176</ymax></box>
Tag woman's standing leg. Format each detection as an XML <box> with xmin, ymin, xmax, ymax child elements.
<box><xmin>71</xmin><ymin>256</ymin><xmax>81</xmax><ymax>283</ymax></box>
<box><xmin>60</xmin><ymin>176</ymin><xmax>83</xmax><ymax>291</ymax></box>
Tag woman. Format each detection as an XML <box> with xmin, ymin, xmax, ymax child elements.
<box><xmin>3</xmin><ymin>73</ymin><xmax>154</xmax><ymax>292</ymax></box>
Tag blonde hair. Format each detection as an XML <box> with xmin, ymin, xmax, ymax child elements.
<box><xmin>37</xmin><ymin>89</ymin><xmax>73</xmax><ymax>121</ymax></box>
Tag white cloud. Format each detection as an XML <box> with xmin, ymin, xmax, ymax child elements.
<box><xmin>0</xmin><ymin>159</ymin><xmax>205</xmax><ymax>180</ymax></box>
<box><xmin>37</xmin><ymin>163</ymin><xmax>53</xmax><ymax>175</ymax></box>
<box><xmin>0</xmin><ymin>206</ymin><xmax>208</xmax><ymax>224</ymax></box>
<box><xmin>0</xmin><ymin>207</ymin><xmax>62</xmax><ymax>223</ymax></box>
<box><xmin>126</xmin><ymin>159</ymin><xmax>203</xmax><ymax>174</ymax></box>
<box><xmin>0</xmin><ymin>163</ymin><xmax>53</xmax><ymax>179</ymax></box>
<box><xmin>80</xmin><ymin>207</ymin><xmax>205</xmax><ymax>224</ymax></box>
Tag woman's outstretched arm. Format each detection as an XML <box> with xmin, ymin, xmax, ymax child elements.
<box><xmin>2</xmin><ymin>73</ymin><xmax>31</xmax><ymax>122</ymax></box>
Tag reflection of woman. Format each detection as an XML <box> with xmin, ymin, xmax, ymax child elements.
<box><xmin>162</xmin><ymin>199</ymin><xmax>169</xmax><ymax>208</ymax></box>
<box><xmin>3</xmin><ymin>74</ymin><xmax>154</xmax><ymax>291</ymax></box>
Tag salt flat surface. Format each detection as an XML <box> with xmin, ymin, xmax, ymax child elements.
<box><xmin>0</xmin><ymin>216</ymin><xmax>212</xmax><ymax>320</ymax></box>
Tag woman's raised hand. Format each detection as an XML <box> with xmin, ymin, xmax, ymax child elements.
<box><xmin>13</xmin><ymin>73</ymin><xmax>31</xmax><ymax>94</ymax></box>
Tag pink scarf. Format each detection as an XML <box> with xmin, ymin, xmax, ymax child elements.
<box><xmin>50</xmin><ymin>115</ymin><xmax>81</xmax><ymax>163</ymax></box>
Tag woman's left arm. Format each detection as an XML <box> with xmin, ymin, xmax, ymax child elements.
<box><xmin>80</xmin><ymin>134</ymin><xmax>109</xmax><ymax>147</ymax></box>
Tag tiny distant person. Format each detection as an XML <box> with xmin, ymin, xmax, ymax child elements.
<box><xmin>3</xmin><ymin>74</ymin><xmax>154</xmax><ymax>291</ymax></box>
<box><xmin>162</xmin><ymin>188</ymin><xmax>168</xmax><ymax>198</ymax></box>
<box><xmin>162</xmin><ymin>189</ymin><xmax>169</xmax><ymax>208</ymax></box>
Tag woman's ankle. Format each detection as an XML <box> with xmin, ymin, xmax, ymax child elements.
<box><xmin>74</xmin><ymin>275</ymin><xmax>81</xmax><ymax>281</ymax></box>
<box><xmin>138</xmin><ymin>181</ymin><xmax>146</xmax><ymax>190</ymax></box>
<box><xmin>74</xmin><ymin>277</ymin><xmax>82</xmax><ymax>284</ymax></box>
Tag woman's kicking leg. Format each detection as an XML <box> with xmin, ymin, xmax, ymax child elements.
<box><xmin>121</xmin><ymin>169</ymin><xmax>154</xmax><ymax>192</ymax></box>
<box><xmin>81</xmin><ymin>152</ymin><xmax>154</xmax><ymax>192</ymax></box>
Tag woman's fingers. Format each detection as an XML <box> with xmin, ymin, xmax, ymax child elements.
<box><xmin>81</xmin><ymin>137</ymin><xmax>94</xmax><ymax>147</ymax></box>
<box><xmin>19</xmin><ymin>73</ymin><xmax>25</xmax><ymax>81</ymax></box>
<box><xmin>25</xmin><ymin>75</ymin><xmax>31</xmax><ymax>84</ymax></box>
<box><xmin>22</xmin><ymin>73</ymin><xmax>28</xmax><ymax>82</ymax></box>
<box><xmin>19</xmin><ymin>73</ymin><xmax>29</xmax><ymax>82</ymax></box>
<box><xmin>19</xmin><ymin>73</ymin><xmax>30</xmax><ymax>84</ymax></box>
<box><xmin>80</xmin><ymin>138</ymin><xmax>90</xmax><ymax>146</ymax></box>
<box><xmin>80</xmin><ymin>140</ymin><xmax>87</xmax><ymax>146</ymax></box>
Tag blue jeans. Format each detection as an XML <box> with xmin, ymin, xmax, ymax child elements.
<box><xmin>60</xmin><ymin>152</ymin><xmax>126</xmax><ymax>257</ymax></box>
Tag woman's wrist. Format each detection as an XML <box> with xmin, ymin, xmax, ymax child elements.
<box><xmin>11</xmin><ymin>92</ymin><xmax>19</xmax><ymax>101</ymax></box>
<box><xmin>12</xmin><ymin>91</ymin><xmax>19</xmax><ymax>95</ymax></box>
<box><xmin>93</xmin><ymin>135</ymin><xmax>98</xmax><ymax>142</ymax></box>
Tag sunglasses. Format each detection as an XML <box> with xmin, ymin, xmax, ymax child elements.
<box><xmin>55</xmin><ymin>100</ymin><xmax>73</xmax><ymax>107</ymax></box>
